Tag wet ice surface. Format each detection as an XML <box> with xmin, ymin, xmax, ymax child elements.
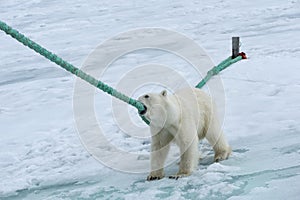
<box><xmin>0</xmin><ymin>0</ymin><xmax>300</xmax><ymax>199</ymax></box>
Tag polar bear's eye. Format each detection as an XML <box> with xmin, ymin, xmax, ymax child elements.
<box><xmin>144</xmin><ymin>95</ymin><xmax>149</xmax><ymax>99</ymax></box>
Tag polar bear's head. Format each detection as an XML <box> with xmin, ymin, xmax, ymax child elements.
<box><xmin>138</xmin><ymin>90</ymin><xmax>169</xmax><ymax>126</ymax></box>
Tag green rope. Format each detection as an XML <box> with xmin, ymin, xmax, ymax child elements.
<box><xmin>0</xmin><ymin>20</ymin><xmax>244</xmax><ymax>126</ymax></box>
<box><xmin>0</xmin><ymin>20</ymin><xmax>149</xmax><ymax>124</ymax></box>
<box><xmin>196</xmin><ymin>56</ymin><xmax>242</xmax><ymax>88</ymax></box>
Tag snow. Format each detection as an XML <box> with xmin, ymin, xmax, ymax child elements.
<box><xmin>1</xmin><ymin>0</ymin><xmax>300</xmax><ymax>199</ymax></box>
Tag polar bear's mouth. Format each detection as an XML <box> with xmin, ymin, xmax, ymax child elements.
<box><xmin>139</xmin><ymin>105</ymin><xmax>147</xmax><ymax>115</ymax></box>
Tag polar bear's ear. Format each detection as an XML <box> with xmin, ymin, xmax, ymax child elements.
<box><xmin>161</xmin><ymin>90</ymin><xmax>167</xmax><ymax>97</ymax></box>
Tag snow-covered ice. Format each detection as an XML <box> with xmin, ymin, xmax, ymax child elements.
<box><xmin>0</xmin><ymin>0</ymin><xmax>300</xmax><ymax>199</ymax></box>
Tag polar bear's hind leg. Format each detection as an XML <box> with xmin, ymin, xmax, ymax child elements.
<box><xmin>206</xmin><ymin>130</ymin><xmax>231</xmax><ymax>162</ymax></box>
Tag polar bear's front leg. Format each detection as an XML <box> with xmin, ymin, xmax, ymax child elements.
<box><xmin>147</xmin><ymin>131</ymin><xmax>171</xmax><ymax>181</ymax></box>
<box><xmin>171</xmin><ymin>132</ymin><xmax>199</xmax><ymax>179</ymax></box>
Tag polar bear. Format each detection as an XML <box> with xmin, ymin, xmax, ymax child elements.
<box><xmin>138</xmin><ymin>87</ymin><xmax>231</xmax><ymax>180</ymax></box>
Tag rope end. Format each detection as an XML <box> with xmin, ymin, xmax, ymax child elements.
<box><xmin>238</xmin><ymin>52</ymin><xmax>247</xmax><ymax>59</ymax></box>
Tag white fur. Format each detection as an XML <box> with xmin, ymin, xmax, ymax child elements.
<box><xmin>138</xmin><ymin>88</ymin><xmax>231</xmax><ymax>180</ymax></box>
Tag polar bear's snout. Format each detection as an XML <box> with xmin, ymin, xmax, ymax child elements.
<box><xmin>138</xmin><ymin>95</ymin><xmax>149</xmax><ymax>115</ymax></box>
<box><xmin>139</xmin><ymin>104</ymin><xmax>147</xmax><ymax>115</ymax></box>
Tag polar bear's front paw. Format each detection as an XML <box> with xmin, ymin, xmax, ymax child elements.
<box><xmin>169</xmin><ymin>175</ymin><xmax>182</xmax><ymax>180</ymax></box>
<box><xmin>147</xmin><ymin>175</ymin><xmax>164</xmax><ymax>181</ymax></box>
<box><xmin>169</xmin><ymin>172</ymin><xmax>190</xmax><ymax>180</ymax></box>
<box><xmin>147</xmin><ymin>171</ymin><xmax>164</xmax><ymax>181</ymax></box>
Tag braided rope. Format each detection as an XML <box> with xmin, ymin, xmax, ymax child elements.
<box><xmin>0</xmin><ymin>20</ymin><xmax>148</xmax><ymax>123</ymax></box>
<box><xmin>196</xmin><ymin>55</ymin><xmax>243</xmax><ymax>88</ymax></box>
<box><xmin>0</xmin><ymin>20</ymin><xmax>245</xmax><ymax>126</ymax></box>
